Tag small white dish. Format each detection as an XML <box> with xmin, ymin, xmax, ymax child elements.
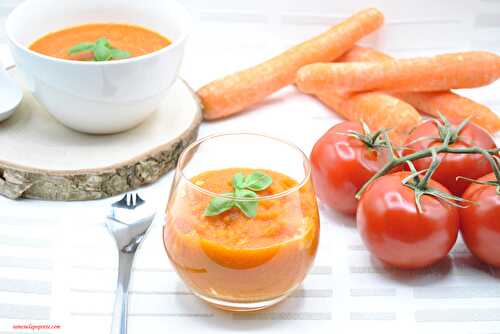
<box><xmin>5</xmin><ymin>0</ymin><xmax>191</xmax><ymax>134</ymax></box>
<box><xmin>0</xmin><ymin>64</ymin><xmax>22</xmax><ymax>122</ymax></box>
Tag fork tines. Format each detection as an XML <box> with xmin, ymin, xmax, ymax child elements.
<box><xmin>112</xmin><ymin>192</ymin><xmax>145</xmax><ymax>209</ymax></box>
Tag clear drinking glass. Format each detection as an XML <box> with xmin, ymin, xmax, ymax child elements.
<box><xmin>163</xmin><ymin>133</ymin><xmax>320</xmax><ymax>311</ymax></box>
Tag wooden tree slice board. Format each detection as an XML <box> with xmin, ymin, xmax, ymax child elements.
<box><xmin>0</xmin><ymin>67</ymin><xmax>202</xmax><ymax>201</ymax></box>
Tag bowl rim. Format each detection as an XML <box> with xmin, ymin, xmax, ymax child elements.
<box><xmin>176</xmin><ymin>132</ymin><xmax>313</xmax><ymax>202</ymax></box>
<box><xmin>5</xmin><ymin>0</ymin><xmax>192</xmax><ymax>66</ymax></box>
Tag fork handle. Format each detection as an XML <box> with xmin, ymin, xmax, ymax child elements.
<box><xmin>110</xmin><ymin>252</ymin><xmax>134</xmax><ymax>334</ymax></box>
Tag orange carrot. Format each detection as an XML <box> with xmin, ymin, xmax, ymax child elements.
<box><xmin>297</xmin><ymin>45</ymin><xmax>421</xmax><ymax>144</ymax></box>
<box><xmin>339</xmin><ymin>46</ymin><xmax>500</xmax><ymax>133</ymax></box>
<box><xmin>395</xmin><ymin>92</ymin><xmax>500</xmax><ymax>133</ymax></box>
<box><xmin>197</xmin><ymin>8</ymin><xmax>384</xmax><ymax>120</ymax></box>
<box><xmin>296</xmin><ymin>51</ymin><xmax>500</xmax><ymax>94</ymax></box>
<box><xmin>313</xmin><ymin>92</ymin><xmax>420</xmax><ymax>145</ymax></box>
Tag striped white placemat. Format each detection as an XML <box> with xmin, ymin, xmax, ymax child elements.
<box><xmin>1</xmin><ymin>202</ymin><xmax>500</xmax><ymax>334</ymax></box>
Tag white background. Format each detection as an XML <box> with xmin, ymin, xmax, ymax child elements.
<box><xmin>1</xmin><ymin>0</ymin><xmax>500</xmax><ymax>333</ymax></box>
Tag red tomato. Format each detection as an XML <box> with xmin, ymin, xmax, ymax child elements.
<box><xmin>310</xmin><ymin>122</ymin><xmax>392</xmax><ymax>215</ymax></box>
<box><xmin>460</xmin><ymin>173</ymin><xmax>500</xmax><ymax>267</ymax></box>
<box><xmin>357</xmin><ymin>172</ymin><xmax>459</xmax><ymax>269</ymax></box>
<box><xmin>403</xmin><ymin>119</ymin><xmax>497</xmax><ymax>196</ymax></box>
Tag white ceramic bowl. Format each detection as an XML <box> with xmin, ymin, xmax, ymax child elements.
<box><xmin>6</xmin><ymin>0</ymin><xmax>191</xmax><ymax>134</ymax></box>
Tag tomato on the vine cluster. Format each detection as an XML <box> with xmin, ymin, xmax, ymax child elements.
<box><xmin>460</xmin><ymin>173</ymin><xmax>500</xmax><ymax>267</ymax></box>
<box><xmin>356</xmin><ymin>172</ymin><xmax>459</xmax><ymax>269</ymax></box>
<box><xmin>403</xmin><ymin>119</ymin><xmax>496</xmax><ymax>196</ymax></box>
<box><xmin>310</xmin><ymin>122</ymin><xmax>392</xmax><ymax>215</ymax></box>
<box><xmin>311</xmin><ymin>117</ymin><xmax>499</xmax><ymax>270</ymax></box>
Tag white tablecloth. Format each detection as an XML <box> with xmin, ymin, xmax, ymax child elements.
<box><xmin>1</xmin><ymin>1</ymin><xmax>500</xmax><ymax>333</ymax></box>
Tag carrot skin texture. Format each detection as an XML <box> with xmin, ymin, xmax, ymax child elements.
<box><xmin>340</xmin><ymin>46</ymin><xmax>500</xmax><ymax>133</ymax></box>
<box><xmin>297</xmin><ymin>51</ymin><xmax>500</xmax><ymax>94</ymax></box>
<box><xmin>197</xmin><ymin>8</ymin><xmax>384</xmax><ymax>120</ymax></box>
<box><xmin>299</xmin><ymin>45</ymin><xmax>421</xmax><ymax>144</ymax></box>
<box><xmin>394</xmin><ymin>91</ymin><xmax>500</xmax><ymax>133</ymax></box>
<box><xmin>313</xmin><ymin>92</ymin><xmax>420</xmax><ymax>145</ymax></box>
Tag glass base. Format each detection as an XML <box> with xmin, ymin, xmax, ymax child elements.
<box><xmin>192</xmin><ymin>291</ymin><xmax>291</xmax><ymax>312</ymax></box>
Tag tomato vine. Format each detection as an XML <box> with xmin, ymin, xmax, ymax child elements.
<box><xmin>354</xmin><ymin>115</ymin><xmax>500</xmax><ymax>204</ymax></box>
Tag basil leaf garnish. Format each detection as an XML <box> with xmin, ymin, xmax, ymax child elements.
<box><xmin>110</xmin><ymin>48</ymin><xmax>131</xmax><ymax>59</ymax></box>
<box><xmin>244</xmin><ymin>172</ymin><xmax>273</xmax><ymax>191</ymax></box>
<box><xmin>94</xmin><ymin>43</ymin><xmax>112</xmax><ymax>61</ymax></box>
<box><xmin>96</xmin><ymin>37</ymin><xmax>111</xmax><ymax>48</ymax></box>
<box><xmin>204</xmin><ymin>193</ymin><xmax>234</xmax><ymax>216</ymax></box>
<box><xmin>68</xmin><ymin>43</ymin><xmax>95</xmax><ymax>55</ymax></box>
<box><xmin>204</xmin><ymin>171</ymin><xmax>273</xmax><ymax>218</ymax></box>
<box><xmin>232</xmin><ymin>172</ymin><xmax>246</xmax><ymax>190</ymax></box>
<box><xmin>234</xmin><ymin>189</ymin><xmax>258</xmax><ymax>218</ymax></box>
<box><xmin>68</xmin><ymin>37</ymin><xmax>130</xmax><ymax>61</ymax></box>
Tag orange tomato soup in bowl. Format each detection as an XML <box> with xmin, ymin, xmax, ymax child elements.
<box><xmin>29</xmin><ymin>23</ymin><xmax>171</xmax><ymax>60</ymax></box>
<box><xmin>164</xmin><ymin>168</ymin><xmax>319</xmax><ymax>311</ymax></box>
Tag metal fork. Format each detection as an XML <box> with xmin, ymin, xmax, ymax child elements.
<box><xmin>106</xmin><ymin>193</ymin><xmax>156</xmax><ymax>334</ymax></box>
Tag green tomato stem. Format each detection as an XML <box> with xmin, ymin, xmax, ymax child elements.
<box><xmin>355</xmin><ymin>145</ymin><xmax>500</xmax><ymax>200</ymax></box>
<box><xmin>416</xmin><ymin>149</ymin><xmax>439</xmax><ymax>189</ymax></box>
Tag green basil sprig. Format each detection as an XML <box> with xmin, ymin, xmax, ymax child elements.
<box><xmin>204</xmin><ymin>172</ymin><xmax>272</xmax><ymax>218</ymax></box>
<box><xmin>68</xmin><ymin>37</ymin><xmax>131</xmax><ymax>61</ymax></box>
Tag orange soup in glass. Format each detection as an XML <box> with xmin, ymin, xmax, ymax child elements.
<box><xmin>163</xmin><ymin>133</ymin><xmax>320</xmax><ymax>311</ymax></box>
